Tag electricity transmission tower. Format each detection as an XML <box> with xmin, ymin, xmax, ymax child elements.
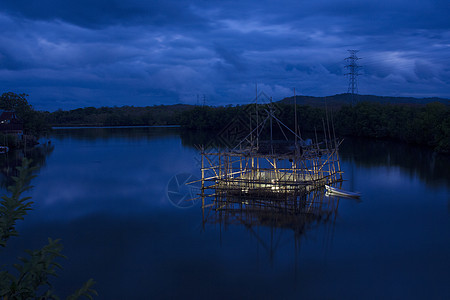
<box><xmin>345</xmin><ymin>50</ymin><xmax>361</xmax><ymax>105</ymax></box>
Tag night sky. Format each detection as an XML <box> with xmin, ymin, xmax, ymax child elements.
<box><xmin>0</xmin><ymin>0</ymin><xmax>449</xmax><ymax>111</ymax></box>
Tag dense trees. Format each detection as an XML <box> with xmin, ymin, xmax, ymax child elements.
<box><xmin>333</xmin><ymin>102</ymin><xmax>449</xmax><ymax>153</ymax></box>
<box><xmin>0</xmin><ymin>92</ymin><xmax>51</xmax><ymax>136</ymax></box>
<box><xmin>48</xmin><ymin>104</ymin><xmax>191</xmax><ymax>126</ymax></box>
<box><xmin>0</xmin><ymin>92</ymin><xmax>31</xmax><ymax>111</ymax></box>
<box><xmin>178</xmin><ymin>105</ymin><xmax>239</xmax><ymax>130</ymax></box>
<box><xmin>178</xmin><ymin>102</ymin><xmax>450</xmax><ymax>153</ymax></box>
<box><xmin>42</xmin><ymin>98</ymin><xmax>450</xmax><ymax>154</ymax></box>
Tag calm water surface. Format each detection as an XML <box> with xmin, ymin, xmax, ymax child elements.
<box><xmin>2</xmin><ymin>127</ymin><xmax>449</xmax><ymax>299</ymax></box>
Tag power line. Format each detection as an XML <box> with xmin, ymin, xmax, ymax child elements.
<box><xmin>345</xmin><ymin>50</ymin><xmax>362</xmax><ymax>105</ymax></box>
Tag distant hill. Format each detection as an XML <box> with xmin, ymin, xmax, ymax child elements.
<box><xmin>279</xmin><ymin>93</ymin><xmax>450</xmax><ymax>107</ymax></box>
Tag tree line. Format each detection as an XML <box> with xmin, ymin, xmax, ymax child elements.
<box><xmin>178</xmin><ymin>102</ymin><xmax>450</xmax><ymax>153</ymax></box>
<box><xmin>43</xmin><ymin>101</ymin><xmax>450</xmax><ymax>153</ymax></box>
<box><xmin>1</xmin><ymin>92</ymin><xmax>448</xmax><ymax>153</ymax></box>
<box><xmin>47</xmin><ymin>104</ymin><xmax>191</xmax><ymax>126</ymax></box>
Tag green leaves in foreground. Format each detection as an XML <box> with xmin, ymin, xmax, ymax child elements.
<box><xmin>0</xmin><ymin>158</ymin><xmax>97</xmax><ymax>299</ymax></box>
<box><xmin>1</xmin><ymin>238</ymin><xmax>65</xmax><ymax>299</ymax></box>
<box><xmin>0</xmin><ymin>239</ymin><xmax>97</xmax><ymax>299</ymax></box>
<box><xmin>67</xmin><ymin>279</ymin><xmax>98</xmax><ymax>300</ymax></box>
<box><xmin>0</xmin><ymin>158</ymin><xmax>37</xmax><ymax>247</ymax></box>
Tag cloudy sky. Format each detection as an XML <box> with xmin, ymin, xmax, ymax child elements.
<box><xmin>0</xmin><ymin>0</ymin><xmax>449</xmax><ymax>111</ymax></box>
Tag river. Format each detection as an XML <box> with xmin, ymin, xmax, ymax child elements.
<box><xmin>1</xmin><ymin>127</ymin><xmax>449</xmax><ymax>299</ymax></box>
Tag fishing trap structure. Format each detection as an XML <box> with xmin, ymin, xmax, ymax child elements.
<box><xmin>195</xmin><ymin>93</ymin><xmax>343</xmax><ymax>213</ymax></box>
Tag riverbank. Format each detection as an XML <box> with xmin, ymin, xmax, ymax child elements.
<box><xmin>51</xmin><ymin>125</ymin><xmax>181</xmax><ymax>129</ymax></box>
<box><xmin>45</xmin><ymin>100</ymin><xmax>449</xmax><ymax>154</ymax></box>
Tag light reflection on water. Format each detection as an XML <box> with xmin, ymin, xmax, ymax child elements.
<box><xmin>1</xmin><ymin>127</ymin><xmax>449</xmax><ymax>299</ymax></box>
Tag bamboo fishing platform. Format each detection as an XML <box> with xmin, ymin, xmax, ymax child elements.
<box><xmin>197</xmin><ymin>95</ymin><xmax>343</xmax><ymax>211</ymax></box>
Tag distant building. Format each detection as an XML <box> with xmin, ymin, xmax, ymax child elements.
<box><xmin>0</xmin><ymin>110</ymin><xmax>24</xmax><ymax>135</ymax></box>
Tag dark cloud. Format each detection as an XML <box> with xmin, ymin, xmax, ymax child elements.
<box><xmin>214</xmin><ymin>44</ymin><xmax>247</xmax><ymax>71</ymax></box>
<box><xmin>0</xmin><ymin>0</ymin><xmax>207</xmax><ymax>29</ymax></box>
<box><xmin>0</xmin><ymin>51</ymin><xmax>27</xmax><ymax>70</ymax></box>
<box><xmin>0</xmin><ymin>0</ymin><xmax>449</xmax><ymax>110</ymax></box>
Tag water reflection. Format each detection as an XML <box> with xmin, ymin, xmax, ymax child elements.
<box><xmin>0</xmin><ymin>142</ymin><xmax>54</xmax><ymax>188</ymax></box>
<box><xmin>1</xmin><ymin>127</ymin><xmax>448</xmax><ymax>299</ymax></box>
<box><xmin>180</xmin><ymin>129</ymin><xmax>218</xmax><ymax>148</ymax></box>
<box><xmin>202</xmin><ymin>188</ymin><xmax>343</xmax><ymax>263</ymax></box>
<box><xmin>181</xmin><ymin>130</ymin><xmax>450</xmax><ymax>188</ymax></box>
<box><xmin>339</xmin><ymin>137</ymin><xmax>450</xmax><ymax>187</ymax></box>
<box><xmin>26</xmin><ymin>127</ymin><xmax>196</xmax><ymax>223</ymax></box>
<box><xmin>52</xmin><ymin>126</ymin><xmax>180</xmax><ymax>142</ymax></box>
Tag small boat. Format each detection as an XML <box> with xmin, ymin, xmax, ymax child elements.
<box><xmin>325</xmin><ymin>185</ymin><xmax>361</xmax><ymax>198</ymax></box>
<box><xmin>0</xmin><ymin>146</ymin><xmax>9</xmax><ymax>154</ymax></box>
